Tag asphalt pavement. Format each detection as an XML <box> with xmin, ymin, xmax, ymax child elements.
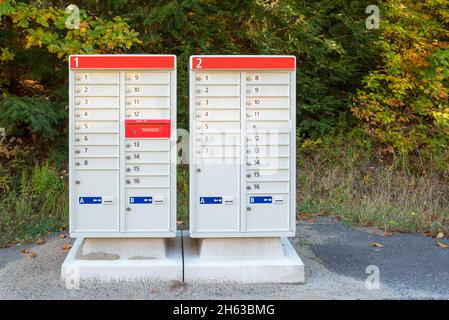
<box><xmin>0</xmin><ymin>217</ymin><xmax>448</xmax><ymax>299</ymax></box>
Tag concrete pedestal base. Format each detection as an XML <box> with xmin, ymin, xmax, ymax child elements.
<box><xmin>61</xmin><ymin>236</ymin><xmax>182</xmax><ymax>286</ymax></box>
<box><xmin>183</xmin><ymin>234</ymin><xmax>304</xmax><ymax>283</ymax></box>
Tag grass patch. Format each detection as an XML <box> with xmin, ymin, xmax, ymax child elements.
<box><xmin>0</xmin><ymin>163</ymin><xmax>68</xmax><ymax>247</ymax></box>
<box><xmin>297</xmin><ymin>133</ymin><xmax>449</xmax><ymax>235</ymax></box>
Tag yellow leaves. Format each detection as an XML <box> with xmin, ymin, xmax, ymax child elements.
<box><xmin>436</xmin><ymin>232</ymin><xmax>444</xmax><ymax>239</ymax></box>
<box><xmin>20</xmin><ymin>248</ymin><xmax>29</xmax><ymax>254</ymax></box>
<box><xmin>35</xmin><ymin>239</ymin><xmax>46</xmax><ymax>245</ymax></box>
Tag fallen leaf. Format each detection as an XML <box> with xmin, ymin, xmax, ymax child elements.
<box><xmin>371</xmin><ymin>242</ymin><xmax>384</xmax><ymax>248</ymax></box>
<box><xmin>436</xmin><ymin>232</ymin><xmax>445</xmax><ymax>239</ymax></box>
<box><xmin>436</xmin><ymin>241</ymin><xmax>448</xmax><ymax>249</ymax></box>
<box><xmin>36</xmin><ymin>239</ymin><xmax>46</xmax><ymax>245</ymax></box>
<box><xmin>20</xmin><ymin>248</ymin><xmax>29</xmax><ymax>254</ymax></box>
<box><xmin>60</xmin><ymin>226</ymin><xmax>66</xmax><ymax>231</ymax></box>
<box><xmin>58</xmin><ymin>233</ymin><xmax>66</xmax><ymax>239</ymax></box>
<box><xmin>28</xmin><ymin>252</ymin><xmax>37</xmax><ymax>258</ymax></box>
<box><xmin>61</xmin><ymin>243</ymin><xmax>72</xmax><ymax>251</ymax></box>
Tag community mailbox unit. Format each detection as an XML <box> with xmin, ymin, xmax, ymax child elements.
<box><xmin>189</xmin><ymin>55</ymin><xmax>296</xmax><ymax>237</ymax></box>
<box><xmin>68</xmin><ymin>55</ymin><xmax>177</xmax><ymax>237</ymax></box>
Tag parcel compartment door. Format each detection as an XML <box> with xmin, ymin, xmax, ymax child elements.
<box><xmin>74</xmin><ymin>170</ymin><xmax>119</xmax><ymax>232</ymax></box>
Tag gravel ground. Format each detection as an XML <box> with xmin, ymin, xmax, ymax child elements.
<box><xmin>0</xmin><ymin>217</ymin><xmax>448</xmax><ymax>300</ymax></box>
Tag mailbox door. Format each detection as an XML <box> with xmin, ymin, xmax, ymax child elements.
<box><xmin>192</xmin><ymin>70</ymin><xmax>241</xmax><ymax>233</ymax></box>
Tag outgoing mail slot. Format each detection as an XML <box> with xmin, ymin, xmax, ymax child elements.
<box><xmin>246</xmin><ymin>132</ymin><xmax>290</xmax><ymax>145</ymax></box>
<box><xmin>125</xmin><ymin>108</ymin><xmax>170</xmax><ymax>120</ymax></box>
<box><xmin>196</xmin><ymin>109</ymin><xmax>240</xmax><ymax>121</ymax></box>
<box><xmin>75</xmin><ymin>157</ymin><xmax>119</xmax><ymax>170</ymax></box>
<box><xmin>126</xmin><ymin>84</ymin><xmax>170</xmax><ymax>96</ymax></box>
<box><xmin>246</xmin><ymin>109</ymin><xmax>290</xmax><ymax>121</ymax></box>
<box><xmin>125</xmin><ymin>139</ymin><xmax>170</xmax><ymax>151</ymax></box>
<box><xmin>195</xmin><ymin>97</ymin><xmax>240</xmax><ymax>108</ymax></box>
<box><xmin>126</xmin><ymin>164</ymin><xmax>170</xmax><ymax>175</ymax></box>
<box><xmin>74</xmin><ymin>109</ymin><xmax>119</xmax><ymax>121</ymax></box>
<box><xmin>246</xmin><ymin>97</ymin><xmax>290</xmax><ymax>109</ymax></box>
<box><xmin>125</xmin><ymin>120</ymin><xmax>171</xmax><ymax>139</ymax></box>
<box><xmin>75</xmin><ymin>133</ymin><xmax>119</xmax><ymax>146</ymax></box>
<box><xmin>246</xmin><ymin>72</ymin><xmax>290</xmax><ymax>84</ymax></box>
<box><xmin>246</xmin><ymin>157</ymin><xmax>290</xmax><ymax>169</ymax></box>
<box><xmin>75</xmin><ymin>97</ymin><xmax>119</xmax><ymax>109</ymax></box>
<box><xmin>75</xmin><ymin>85</ymin><xmax>119</xmax><ymax>96</ymax></box>
<box><xmin>246</xmin><ymin>169</ymin><xmax>290</xmax><ymax>181</ymax></box>
<box><xmin>246</xmin><ymin>85</ymin><xmax>290</xmax><ymax>97</ymax></box>
<box><xmin>246</xmin><ymin>181</ymin><xmax>290</xmax><ymax>194</ymax></box>
<box><xmin>75</xmin><ymin>121</ymin><xmax>119</xmax><ymax>133</ymax></box>
<box><xmin>74</xmin><ymin>146</ymin><xmax>119</xmax><ymax>157</ymax></box>
<box><xmin>125</xmin><ymin>151</ymin><xmax>170</xmax><ymax>163</ymax></box>
<box><xmin>246</xmin><ymin>145</ymin><xmax>290</xmax><ymax>157</ymax></box>
<box><xmin>125</xmin><ymin>175</ymin><xmax>170</xmax><ymax>188</ymax></box>
<box><xmin>196</xmin><ymin>85</ymin><xmax>239</xmax><ymax>96</ymax></box>
<box><xmin>74</xmin><ymin>72</ymin><xmax>119</xmax><ymax>84</ymax></box>
<box><xmin>195</xmin><ymin>72</ymin><xmax>240</xmax><ymax>84</ymax></box>
<box><xmin>125</xmin><ymin>97</ymin><xmax>170</xmax><ymax>108</ymax></box>
<box><xmin>125</xmin><ymin>72</ymin><xmax>170</xmax><ymax>84</ymax></box>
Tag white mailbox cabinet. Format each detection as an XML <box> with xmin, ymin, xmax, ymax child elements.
<box><xmin>189</xmin><ymin>55</ymin><xmax>296</xmax><ymax>237</ymax></box>
<box><xmin>69</xmin><ymin>55</ymin><xmax>177</xmax><ymax>237</ymax></box>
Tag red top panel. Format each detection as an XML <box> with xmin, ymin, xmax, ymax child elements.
<box><xmin>191</xmin><ymin>56</ymin><xmax>295</xmax><ymax>70</ymax></box>
<box><xmin>69</xmin><ymin>55</ymin><xmax>175</xmax><ymax>69</ymax></box>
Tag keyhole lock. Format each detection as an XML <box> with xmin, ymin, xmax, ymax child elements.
<box><xmin>246</xmin><ymin>206</ymin><xmax>251</xmax><ymax>211</ymax></box>
<box><xmin>126</xmin><ymin>155</ymin><xmax>131</xmax><ymax>160</ymax></box>
<box><xmin>246</xmin><ymin>186</ymin><xmax>251</xmax><ymax>190</ymax></box>
<box><xmin>126</xmin><ymin>143</ymin><xmax>131</xmax><ymax>148</ymax></box>
<box><xmin>246</xmin><ymin>162</ymin><xmax>251</xmax><ymax>166</ymax></box>
<box><xmin>75</xmin><ymin>138</ymin><xmax>80</xmax><ymax>142</ymax></box>
<box><xmin>126</xmin><ymin>168</ymin><xmax>131</xmax><ymax>172</ymax></box>
<box><xmin>196</xmin><ymin>76</ymin><xmax>201</xmax><ymax>81</ymax></box>
<box><xmin>75</xmin><ymin>113</ymin><xmax>80</xmax><ymax>118</ymax></box>
<box><xmin>126</xmin><ymin>207</ymin><xmax>131</xmax><ymax>211</ymax></box>
<box><xmin>75</xmin><ymin>162</ymin><xmax>80</xmax><ymax>166</ymax></box>
<box><xmin>196</xmin><ymin>168</ymin><xmax>201</xmax><ymax>173</ymax></box>
<box><xmin>126</xmin><ymin>180</ymin><xmax>131</xmax><ymax>184</ymax></box>
<box><xmin>75</xmin><ymin>150</ymin><xmax>81</xmax><ymax>154</ymax></box>
<box><xmin>246</xmin><ymin>77</ymin><xmax>251</xmax><ymax>81</ymax></box>
<box><xmin>247</xmin><ymin>174</ymin><xmax>251</xmax><ymax>178</ymax></box>
<box><xmin>75</xmin><ymin>180</ymin><xmax>80</xmax><ymax>185</ymax></box>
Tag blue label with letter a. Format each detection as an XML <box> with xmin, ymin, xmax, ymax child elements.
<box><xmin>200</xmin><ymin>197</ymin><xmax>223</xmax><ymax>204</ymax></box>
<box><xmin>79</xmin><ymin>197</ymin><xmax>102</xmax><ymax>204</ymax></box>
